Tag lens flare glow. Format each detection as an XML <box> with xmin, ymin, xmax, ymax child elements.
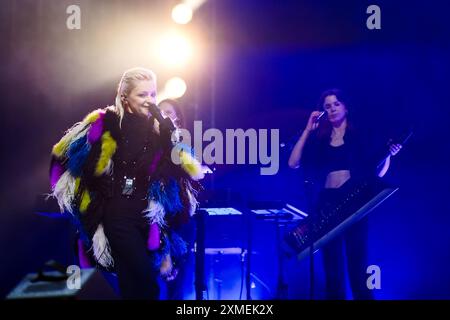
<box><xmin>157</xmin><ymin>32</ymin><xmax>193</xmax><ymax>68</ymax></box>
<box><xmin>164</xmin><ymin>77</ymin><xmax>187</xmax><ymax>98</ymax></box>
<box><xmin>172</xmin><ymin>4</ymin><xmax>193</xmax><ymax>24</ymax></box>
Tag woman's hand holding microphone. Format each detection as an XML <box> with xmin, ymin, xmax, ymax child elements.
<box><xmin>305</xmin><ymin>111</ymin><xmax>325</xmax><ymax>132</ymax></box>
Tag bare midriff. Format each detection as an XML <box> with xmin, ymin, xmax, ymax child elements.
<box><xmin>324</xmin><ymin>170</ymin><xmax>351</xmax><ymax>189</ymax></box>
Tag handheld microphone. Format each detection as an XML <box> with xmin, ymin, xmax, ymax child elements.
<box><xmin>314</xmin><ymin>111</ymin><xmax>326</xmax><ymax>123</ymax></box>
<box><xmin>282</xmin><ymin>111</ymin><xmax>326</xmax><ymax>150</ymax></box>
<box><xmin>145</xmin><ymin>102</ymin><xmax>176</xmax><ymax>132</ymax></box>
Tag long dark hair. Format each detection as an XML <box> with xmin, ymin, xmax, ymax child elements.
<box><xmin>316</xmin><ymin>88</ymin><xmax>354</xmax><ymax>142</ymax></box>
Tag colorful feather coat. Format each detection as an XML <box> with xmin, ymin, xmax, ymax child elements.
<box><xmin>49</xmin><ymin>106</ymin><xmax>203</xmax><ymax>276</ymax></box>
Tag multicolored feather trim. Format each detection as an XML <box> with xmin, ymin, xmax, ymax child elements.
<box><xmin>49</xmin><ymin>107</ymin><xmax>200</xmax><ymax>275</ymax></box>
<box><xmin>148</xmin><ymin>178</ymin><xmax>183</xmax><ymax>216</ymax></box>
<box><xmin>79</xmin><ymin>189</ymin><xmax>91</xmax><ymax>213</ymax></box>
<box><xmin>143</xmin><ymin>200</ymin><xmax>167</xmax><ymax>227</ymax></box>
<box><xmin>178</xmin><ymin>150</ymin><xmax>204</xmax><ymax>181</ymax></box>
<box><xmin>87</xmin><ymin>110</ymin><xmax>106</xmax><ymax>144</ymax></box>
<box><xmin>159</xmin><ymin>254</ymin><xmax>173</xmax><ymax>277</ymax></box>
<box><xmin>49</xmin><ymin>159</ymin><xmax>64</xmax><ymax>189</ymax></box>
<box><xmin>52</xmin><ymin>124</ymin><xmax>87</xmax><ymax>158</ymax></box>
<box><xmin>91</xmin><ymin>224</ymin><xmax>114</xmax><ymax>268</ymax></box>
<box><xmin>94</xmin><ymin>131</ymin><xmax>117</xmax><ymax>176</ymax></box>
<box><xmin>147</xmin><ymin>223</ymin><xmax>161</xmax><ymax>251</ymax></box>
<box><xmin>52</xmin><ymin>109</ymin><xmax>103</xmax><ymax>158</ymax></box>
<box><xmin>52</xmin><ymin>171</ymin><xmax>76</xmax><ymax>214</ymax></box>
<box><xmin>83</xmin><ymin>109</ymin><xmax>102</xmax><ymax>125</ymax></box>
<box><xmin>186</xmin><ymin>188</ymin><xmax>198</xmax><ymax>217</ymax></box>
<box><xmin>67</xmin><ymin>135</ymin><xmax>91</xmax><ymax>176</ymax></box>
<box><xmin>150</xmin><ymin>230</ymin><xmax>187</xmax><ymax>276</ymax></box>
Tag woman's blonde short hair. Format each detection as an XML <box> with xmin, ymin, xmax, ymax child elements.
<box><xmin>115</xmin><ymin>67</ymin><xmax>157</xmax><ymax>126</ymax></box>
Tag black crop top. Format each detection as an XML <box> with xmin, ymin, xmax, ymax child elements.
<box><xmin>322</xmin><ymin>143</ymin><xmax>352</xmax><ymax>174</ymax></box>
<box><xmin>301</xmin><ymin>130</ymin><xmax>377</xmax><ymax>185</ymax></box>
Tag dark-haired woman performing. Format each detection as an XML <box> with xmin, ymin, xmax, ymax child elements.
<box><xmin>288</xmin><ymin>89</ymin><xmax>401</xmax><ymax>300</ymax></box>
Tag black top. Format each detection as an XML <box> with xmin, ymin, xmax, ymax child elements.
<box><xmin>322</xmin><ymin>143</ymin><xmax>353</xmax><ymax>173</ymax></box>
<box><xmin>302</xmin><ymin>129</ymin><xmax>377</xmax><ymax>186</ymax></box>
<box><xmin>77</xmin><ymin>110</ymin><xmax>172</xmax><ymax>238</ymax></box>
<box><xmin>112</xmin><ymin>112</ymin><xmax>156</xmax><ymax>201</ymax></box>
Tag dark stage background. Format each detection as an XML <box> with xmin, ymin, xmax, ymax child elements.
<box><xmin>1</xmin><ymin>0</ymin><xmax>449</xmax><ymax>299</ymax></box>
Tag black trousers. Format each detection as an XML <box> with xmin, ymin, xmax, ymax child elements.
<box><xmin>103</xmin><ymin>198</ymin><xmax>160</xmax><ymax>300</ymax></box>
<box><xmin>318</xmin><ymin>187</ymin><xmax>374</xmax><ymax>300</ymax></box>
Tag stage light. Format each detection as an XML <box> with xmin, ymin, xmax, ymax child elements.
<box><xmin>185</xmin><ymin>0</ymin><xmax>207</xmax><ymax>11</ymax></box>
<box><xmin>164</xmin><ymin>77</ymin><xmax>187</xmax><ymax>98</ymax></box>
<box><xmin>172</xmin><ymin>4</ymin><xmax>193</xmax><ymax>24</ymax></box>
<box><xmin>157</xmin><ymin>31</ymin><xmax>193</xmax><ymax>68</ymax></box>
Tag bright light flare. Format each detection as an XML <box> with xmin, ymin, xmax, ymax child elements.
<box><xmin>157</xmin><ymin>32</ymin><xmax>193</xmax><ymax>68</ymax></box>
<box><xmin>164</xmin><ymin>77</ymin><xmax>187</xmax><ymax>99</ymax></box>
<box><xmin>172</xmin><ymin>4</ymin><xmax>193</xmax><ymax>24</ymax></box>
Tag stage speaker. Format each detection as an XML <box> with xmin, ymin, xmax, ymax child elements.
<box><xmin>6</xmin><ymin>267</ymin><xmax>118</xmax><ymax>300</ymax></box>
